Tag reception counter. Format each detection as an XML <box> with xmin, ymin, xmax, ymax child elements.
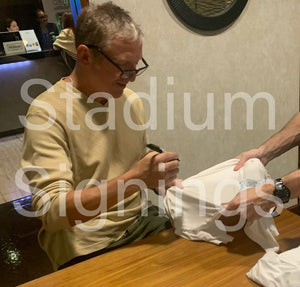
<box><xmin>0</xmin><ymin>51</ymin><xmax>70</xmax><ymax>137</ymax></box>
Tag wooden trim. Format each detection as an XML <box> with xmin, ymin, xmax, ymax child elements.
<box><xmin>0</xmin><ymin>128</ymin><xmax>24</xmax><ymax>139</ymax></box>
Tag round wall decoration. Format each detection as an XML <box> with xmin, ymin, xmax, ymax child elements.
<box><xmin>167</xmin><ymin>0</ymin><xmax>248</xmax><ymax>33</ymax></box>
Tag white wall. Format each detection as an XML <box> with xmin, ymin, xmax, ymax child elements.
<box><xmin>91</xmin><ymin>0</ymin><xmax>300</xmax><ymax>183</ymax></box>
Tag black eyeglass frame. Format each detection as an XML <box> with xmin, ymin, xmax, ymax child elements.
<box><xmin>85</xmin><ymin>44</ymin><xmax>149</xmax><ymax>79</ymax></box>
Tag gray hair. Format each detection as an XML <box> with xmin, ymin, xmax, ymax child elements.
<box><xmin>75</xmin><ymin>2</ymin><xmax>143</xmax><ymax>50</ymax></box>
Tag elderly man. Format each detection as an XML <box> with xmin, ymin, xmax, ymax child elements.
<box><xmin>22</xmin><ymin>2</ymin><xmax>179</xmax><ymax>270</ymax></box>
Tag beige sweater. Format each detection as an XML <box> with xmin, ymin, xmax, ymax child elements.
<box><xmin>22</xmin><ymin>80</ymin><xmax>147</xmax><ymax>269</ymax></box>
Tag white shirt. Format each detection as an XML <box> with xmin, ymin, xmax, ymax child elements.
<box><xmin>164</xmin><ymin>158</ymin><xmax>279</xmax><ymax>252</ymax></box>
<box><xmin>247</xmin><ymin>245</ymin><xmax>300</xmax><ymax>287</ymax></box>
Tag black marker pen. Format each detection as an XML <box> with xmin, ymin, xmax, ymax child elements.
<box><xmin>146</xmin><ymin>143</ymin><xmax>180</xmax><ymax>161</ymax></box>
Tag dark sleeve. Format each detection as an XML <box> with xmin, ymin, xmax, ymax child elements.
<box><xmin>53</xmin><ymin>23</ymin><xmax>59</xmax><ymax>35</ymax></box>
<box><xmin>48</xmin><ymin>23</ymin><xmax>59</xmax><ymax>36</ymax></box>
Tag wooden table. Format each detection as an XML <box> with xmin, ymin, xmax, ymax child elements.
<box><xmin>20</xmin><ymin>210</ymin><xmax>300</xmax><ymax>287</ymax></box>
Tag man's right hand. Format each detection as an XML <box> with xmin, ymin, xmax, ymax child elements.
<box><xmin>128</xmin><ymin>151</ymin><xmax>181</xmax><ymax>193</ymax></box>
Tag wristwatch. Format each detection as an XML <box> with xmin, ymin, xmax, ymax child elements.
<box><xmin>273</xmin><ymin>178</ymin><xmax>291</xmax><ymax>204</ymax></box>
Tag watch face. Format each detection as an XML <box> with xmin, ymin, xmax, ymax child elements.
<box><xmin>274</xmin><ymin>179</ymin><xmax>290</xmax><ymax>204</ymax></box>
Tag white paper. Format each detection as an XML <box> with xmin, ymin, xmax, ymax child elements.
<box><xmin>19</xmin><ymin>30</ymin><xmax>42</xmax><ymax>53</ymax></box>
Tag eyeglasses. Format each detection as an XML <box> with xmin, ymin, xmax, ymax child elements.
<box><xmin>85</xmin><ymin>44</ymin><xmax>149</xmax><ymax>80</ymax></box>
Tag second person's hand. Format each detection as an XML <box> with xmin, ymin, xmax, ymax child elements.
<box><xmin>234</xmin><ymin>148</ymin><xmax>269</xmax><ymax>171</ymax></box>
